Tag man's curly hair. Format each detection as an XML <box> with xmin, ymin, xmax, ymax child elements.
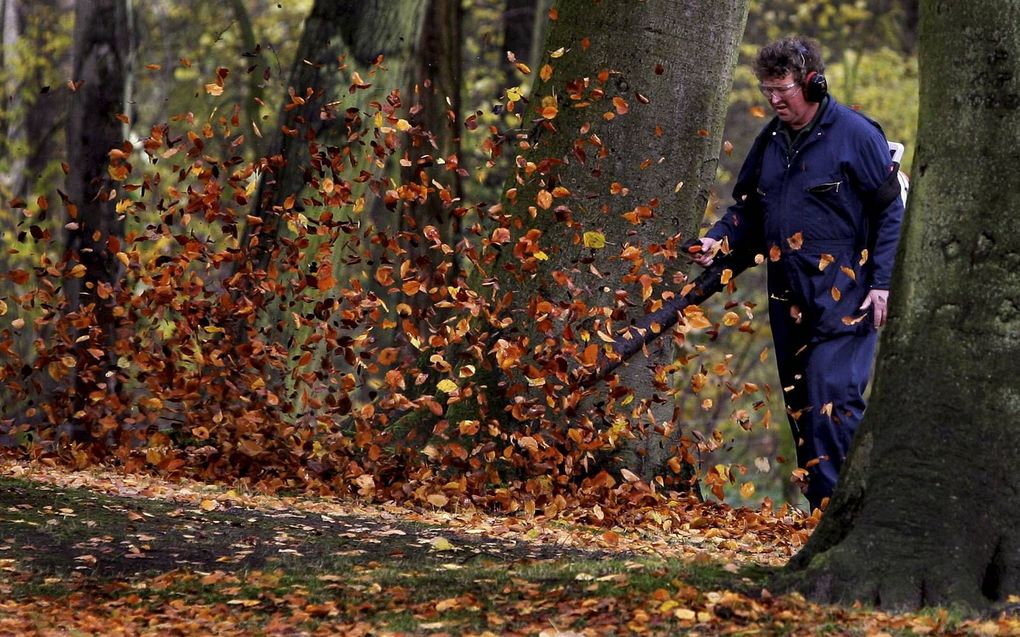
<box><xmin>753</xmin><ymin>36</ymin><xmax>825</xmax><ymax>83</ymax></box>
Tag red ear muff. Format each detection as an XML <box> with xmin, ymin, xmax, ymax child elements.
<box><xmin>804</xmin><ymin>70</ymin><xmax>828</xmax><ymax>103</ymax></box>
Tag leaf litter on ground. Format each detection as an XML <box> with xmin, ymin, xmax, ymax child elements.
<box><xmin>2</xmin><ymin>458</ymin><xmax>1018</xmax><ymax>636</ymax></box>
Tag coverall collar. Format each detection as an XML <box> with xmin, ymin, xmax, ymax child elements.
<box><xmin>780</xmin><ymin>95</ymin><xmax>832</xmax><ymax>151</ymax></box>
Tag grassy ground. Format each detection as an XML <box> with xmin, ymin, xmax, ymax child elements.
<box><xmin>0</xmin><ymin>462</ymin><xmax>1014</xmax><ymax>635</ymax></box>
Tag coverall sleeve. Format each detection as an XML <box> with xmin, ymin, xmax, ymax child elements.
<box><xmin>850</xmin><ymin>128</ymin><xmax>905</xmax><ymax>290</ymax></box>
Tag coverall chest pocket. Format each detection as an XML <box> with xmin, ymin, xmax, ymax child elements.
<box><xmin>803</xmin><ymin>174</ymin><xmax>854</xmax><ymax>239</ymax></box>
<box><xmin>807</xmin><ymin>180</ymin><xmax>843</xmax><ymax>194</ymax></box>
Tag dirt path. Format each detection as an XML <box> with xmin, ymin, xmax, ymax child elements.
<box><xmin>0</xmin><ymin>477</ymin><xmax>627</xmax><ymax>582</ymax></box>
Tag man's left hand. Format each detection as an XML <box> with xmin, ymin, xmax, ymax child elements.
<box><xmin>859</xmin><ymin>289</ymin><xmax>890</xmax><ymax>328</ymax></box>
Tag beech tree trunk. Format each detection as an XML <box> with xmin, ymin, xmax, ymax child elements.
<box><xmin>395</xmin><ymin>0</ymin><xmax>465</xmax><ymax>323</ymax></box>
<box><xmin>786</xmin><ymin>0</ymin><xmax>1020</xmax><ymax>610</ymax></box>
<box><xmin>489</xmin><ymin>0</ymin><xmax>749</xmax><ymax>479</ymax></box>
<box><xmin>0</xmin><ymin>0</ymin><xmax>71</xmax><ymax>201</ymax></box>
<box><xmin>62</xmin><ymin>0</ymin><xmax>129</xmax><ymax>437</ymax></box>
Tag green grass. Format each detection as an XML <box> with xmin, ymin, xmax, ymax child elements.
<box><xmin>0</xmin><ymin>474</ymin><xmax>779</xmax><ymax>635</ymax></box>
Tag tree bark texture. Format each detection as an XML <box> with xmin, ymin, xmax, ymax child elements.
<box><xmin>786</xmin><ymin>0</ymin><xmax>1020</xmax><ymax>611</ymax></box>
<box><xmin>63</xmin><ymin>0</ymin><xmax>129</xmax><ymax>433</ymax></box>
<box><xmin>491</xmin><ymin>0</ymin><xmax>749</xmax><ymax>478</ymax></box>
<box><xmin>397</xmin><ymin>0</ymin><xmax>464</xmax><ymax>320</ymax></box>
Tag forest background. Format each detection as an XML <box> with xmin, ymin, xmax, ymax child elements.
<box><xmin>0</xmin><ymin>0</ymin><xmax>918</xmax><ymax>513</ymax></box>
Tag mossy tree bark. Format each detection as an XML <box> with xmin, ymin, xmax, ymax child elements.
<box><xmin>488</xmin><ymin>0</ymin><xmax>749</xmax><ymax>479</ymax></box>
<box><xmin>785</xmin><ymin>0</ymin><xmax>1020</xmax><ymax>611</ymax></box>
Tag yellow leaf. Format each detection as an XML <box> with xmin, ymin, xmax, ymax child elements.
<box><xmin>427</xmin><ymin>493</ymin><xmax>449</xmax><ymax>508</ymax></box>
<box><xmin>199</xmin><ymin>499</ymin><xmax>217</xmax><ymax>512</ymax></box>
<box><xmin>549</xmin><ymin>47</ymin><xmax>566</xmax><ymax>58</ymax></box>
<box><xmin>0</xmin><ymin>300</ymin><xmax>6</xmax><ymax>316</ymax></box>
<box><xmin>583</xmin><ymin>231</ymin><xmax>606</xmax><ymax>249</ymax></box>
<box><xmin>430</xmin><ymin>536</ymin><xmax>455</xmax><ymax>551</ymax></box>
<box><xmin>435</xmin><ymin>597</ymin><xmax>460</xmax><ymax>612</ymax></box>
<box><xmin>396</xmin><ymin>118</ymin><xmax>411</xmax><ymax>131</ymax></box>
<box><xmin>437</xmin><ymin>379</ymin><xmax>458</xmax><ymax>393</ymax></box>
<box><xmin>740</xmin><ymin>482</ymin><xmax>756</xmax><ymax>498</ymax></box>
<box><xmin>204</xmin><ymin>83</ymin><xmax>223</xmax><ymax>96</ymax></box>
<box><xmin>506</xmin><ymin>86</ymin><xmax>522</xmax><ymax>102</ymax></box>
<box><xmin>620</xmin><ymin>468</ymin><xmax>641</xmax><ymax>483</ymax></box>
<box><xmin>818</xmin><ymin>253</ymin><xmax>834</xmax><ymax>271</ymax></box>
<box><xmin>227</xmin><ymin>599</ymin><xmax>260</xmax><ymax>607</ymax></box>
<box><xmin>722</xmin><ymin>311</ymin><xmax>740</xmax><ymax>326</ymax></box>
<box><xmin>518</xmin><ymin>436</ymin><xmax>539</xmax><ymax>452</ymax></box>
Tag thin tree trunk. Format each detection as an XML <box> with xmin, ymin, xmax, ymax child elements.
<box><xmin>785</xmin><ymin>0</ymin><xmax>1020</xmax><ymax>611</ymax></box>
<box><xmin>397</xmin><ymin>0</ymin><xmax>464</xmax><ymax>324</ymax></box>
<box><xmin>227</xmin><ymin>0</ymin><xmax>266</xmax><ymax>158</ymax></box>
<box><xmin>503</xmin><ymin>0</ymin><xmax>538</xmax><ymax>87</ymax></box>
<box><xmin>235</xmin><ymin>0</ymin><xmax>425</xmax><ymax>277</ymax></box>
<box><xmin>62</xmin><ymin>0</ymin><xmax>130</xmax><ymax>440</ymax></box>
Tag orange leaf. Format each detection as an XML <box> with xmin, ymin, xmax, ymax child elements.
<box><xmin>536</xmin><ymin>189</ymin><xmax>553</xmax><ymax>210</ymax></box>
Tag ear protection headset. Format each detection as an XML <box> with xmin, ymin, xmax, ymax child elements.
<box><xmin>795</xmin><ymin>42</ymin><xmax>828</xmax><ymax>103</ymax></box>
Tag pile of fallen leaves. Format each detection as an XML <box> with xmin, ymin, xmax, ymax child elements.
<box><xmin>3</xmin><ymin>459</ymin><xmax>1018</xmax><ymax>636</ymax></box>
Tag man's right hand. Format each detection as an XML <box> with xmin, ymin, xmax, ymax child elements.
<box><xmin>689</xmin><ymin>237</ymin><xmax>720</xmax><ymax>267</ymax></box>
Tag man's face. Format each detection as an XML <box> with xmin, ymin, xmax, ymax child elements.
<box><xmin>759</xmin><ymin>72</ymin><xmax>814</xmax><ymax>128</ymax></box>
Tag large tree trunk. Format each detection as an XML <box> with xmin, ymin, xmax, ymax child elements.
<box><xmin>488</xmin><ymin>0</ymin><xmax>749</xmax><ymax>480</ymax></box>
<box><xmin>62</xmin><ymin>0</ymin><xmax>130</xmax><ymax>439</ymax></box>
<box><xmin>785</xmin><ymin>0</ymin><xmax>1020</xmax><ymax>611</ymax></box>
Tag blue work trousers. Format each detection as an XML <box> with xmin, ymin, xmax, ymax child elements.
<box><xmin>769</xmin><ymin>296</ymin><xmax>877</xmax><ymax>510</ymax></box>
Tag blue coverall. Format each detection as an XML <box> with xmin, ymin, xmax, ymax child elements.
<box><xmin>706</xmin><ymin>97</ymin><xmax>905</xmax><ymax>509</ymax></box>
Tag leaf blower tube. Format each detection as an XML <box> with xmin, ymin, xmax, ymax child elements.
<box><xmin>592</xmin><ymin>240</ymin><xmax>759</xmax><ymax>381</ymax></box>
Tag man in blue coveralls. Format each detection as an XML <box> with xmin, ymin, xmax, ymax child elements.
<box><xmin>693</xmin><ymin>36</ymin><xmax>905</xmax><ymax>511</ymax></box>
